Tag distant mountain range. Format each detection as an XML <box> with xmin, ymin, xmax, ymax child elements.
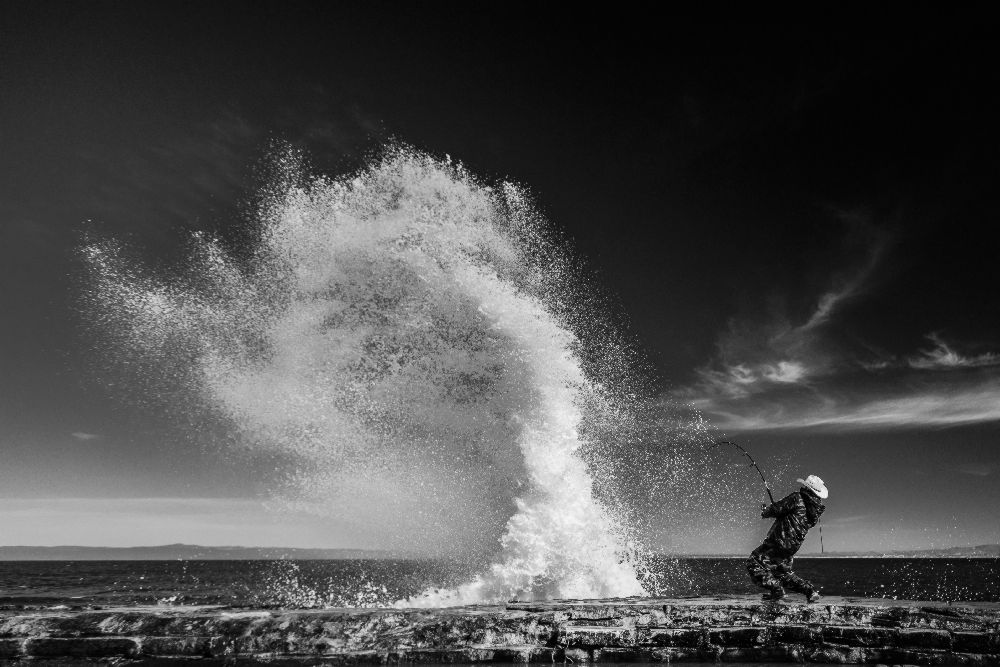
<box><xmin>0</xmin><ymin>544</ymin><xmax>415</xmax><ymax>561</ymax></box>
<box><xmin>679</xmin><ymin>545</ymin><xmax>1000</xmax><ymax>558</ymax></box>
<box><xmin>1</xmin><ymin>543</ymin><xmax>997</xmax><ymax>560</ymax></box>
<box><xmin>808</xmin><ymin>544</ymin><xmax>1000</xmax><ymax>558</ymax></box>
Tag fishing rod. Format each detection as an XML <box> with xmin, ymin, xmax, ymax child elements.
<box><xmin>711</xmin><ymin>440</ymin><xmax>825</xmax><ymax>554</ymax></box>
<box><xmin>711</xmin><ymin>440</ymin><xmax>775</xmax><ymax>504</ymax></box>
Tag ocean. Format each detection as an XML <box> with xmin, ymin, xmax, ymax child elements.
<box><xmin>1</xmin><ymin>558</ymin><xmax>997</xmax><ymax>610</ymax></box>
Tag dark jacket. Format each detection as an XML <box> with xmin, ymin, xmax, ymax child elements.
<box><xmin>760</xmin><ymin>489</ymin><xmax>825</xmax><ymax>557</ymax></box>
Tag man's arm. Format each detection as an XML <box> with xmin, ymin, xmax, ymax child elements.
<box><xmin>762</xmin><ymin>492</ymin><xmax>801</xmax><ymax>518</ymax></box>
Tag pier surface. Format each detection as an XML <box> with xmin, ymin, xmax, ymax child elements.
<box><xmin>2</xmin><ymin>596</ymin><xmax>999</xmax><ymax>664</ymax></box>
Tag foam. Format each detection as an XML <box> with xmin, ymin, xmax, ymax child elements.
<box><xmin>84</xmin><ymin>146</ymin><xmax>649</xmax><ymax>604</ymax></box>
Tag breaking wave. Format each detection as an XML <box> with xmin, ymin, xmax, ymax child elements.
<box><xmin>81</xmin><ymin>145</ymin><xmax>711</xmax><ymax>605</ymax></box>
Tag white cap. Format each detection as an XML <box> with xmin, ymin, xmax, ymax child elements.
<box><xmin>797</xmin><ymin>474</ymin><xmax>829</xmax><ymax>499</ymax></box>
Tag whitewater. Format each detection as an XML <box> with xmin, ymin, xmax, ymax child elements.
<box><xmin>82</xmin><ymin>146</ymin><xmax>667</xmax><ymax>605</ymax></box>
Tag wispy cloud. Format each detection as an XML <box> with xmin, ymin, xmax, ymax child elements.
<box><xmin>800</xmin><ymin>219</ymin><xmax>889</xmax><ymax>332</ymax></box>
<box><xmin>908</xmin><ymin>333</ymin><xmax>1000</xmax><ymax>370</ymax></box>
<box><xmin>677</xmin><ymin>214</ymin><xmax>1000</xmax><ymax>434</ymax></box>
<box><xmin>681</xmin><ymin>216</ymin><xmax>891</xmax><ymax>402</ymax></box>
<box><xmin>691</xmin><ymin>360</ymin><xmax>810</xmax><ymax>399</ymax></box>
<box><xmin>764</xmin><ymin>360</ymin><xmax>808</xmax><ymax>383</ymax></box>
<box><xmin>698</xmin><ymin>377</ymin><xmax>1000</xmax><ymax>431</ymax></box>
<box><xmin>859</xmin><ymin>359</ymin><xmax>894</xmax><ymax>371</ymax></box>
<box><xmin>955</xmin><ymin>463</ymin><xmax>994</xmax><ymax>477</ymax></box>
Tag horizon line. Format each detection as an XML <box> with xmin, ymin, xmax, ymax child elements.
<box><xmin>1</xmin><ymin>543</ymin><xmax>997</xmax><ymax>559</ymax></box>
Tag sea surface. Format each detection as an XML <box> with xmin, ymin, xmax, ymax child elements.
<box><xmin>1</xmin><ymin>558</ymin><xmax>998</xmax><ymax>610</ymax></box>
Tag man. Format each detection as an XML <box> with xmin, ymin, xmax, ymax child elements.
<box><xmin>747</xmin><ymin>474</ymin><xmax>827</xmax><ymax>602</ymax></box>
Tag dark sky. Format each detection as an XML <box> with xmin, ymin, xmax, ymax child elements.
<box><xmin>2</xmin><ymin>5</ymin><xmax>998</xmax><ymax>552</ymax></box>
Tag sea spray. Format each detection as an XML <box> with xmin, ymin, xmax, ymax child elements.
<box><xmin>82</xmin><ymin>145</ymin><xmax>653</xmax><ymax>604</ymax></box>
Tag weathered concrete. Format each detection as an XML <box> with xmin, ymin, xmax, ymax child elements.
<box><xmin>1</xmin><ymin>595</ymin><xmax>998</xmax><ymax>664</ymax></box>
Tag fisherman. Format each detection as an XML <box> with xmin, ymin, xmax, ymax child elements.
<box><xmin>747</xmin><ymin>474</ymin><xmax>827</xmax><ymax>602</ymax></box>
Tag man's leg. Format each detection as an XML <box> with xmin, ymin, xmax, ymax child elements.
<box><xmin>774</xmin><ymin>558</ymin><xmax>819</xmax><ymax>600</ymax></box>
<box><xmin>746</xmin><ymin>547</ymin><xmax>785</xmax><ymax>599</ymax></box>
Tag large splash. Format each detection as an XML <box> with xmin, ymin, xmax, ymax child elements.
<box><xmin>83</xmin><ymin>146</ymin><xmax>655</xmax><ymax>604</ymax></box>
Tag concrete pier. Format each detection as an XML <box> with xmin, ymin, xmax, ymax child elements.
<box><xmin>1</xmin><ymin>596</ymin><xmax>998</xmax><ymax>664</ymax></box>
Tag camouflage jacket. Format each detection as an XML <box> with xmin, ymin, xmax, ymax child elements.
<box><xmin>760</xmin><ymin>489</ymin><xmax>825</xmax><ymax>557</ymax></box>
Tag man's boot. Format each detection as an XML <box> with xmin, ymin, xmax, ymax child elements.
<box><xmin>761</xmin><ymin>587</ymin><xmax>785</xmax><ymax>601</ymax></box>
<box><xmin>806</xmin><ymin>590</ymin><xmax>821</xmax><ymax>603</ymax></box>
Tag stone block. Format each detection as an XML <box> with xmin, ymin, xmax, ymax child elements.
<box><xmin>822</xmin><ymin>624</ymin><xmax>898</xmax><ymax>646</ymax></box>
<box><xmin>560</xmin><ymin>624</ymin><xmax>634</xmax><ymax>647</ymax></box>
<box><xmin>920</xmin><ymin>607</ymin><xmax>991</xmax><ymax>632</ymax></box>
<box><xmin>230</xmin><ymin>632</ymin><xmax>292</xmax><ymax>654</ymax></box>
<box><xmin>806</xmin><ymin>645</ymin><xmax>859</xmax><ymax>663</ymax></box>
<box><xmin>468</xmin><ymin>615</ymin><xmax>554</xmax><ymax>646</ymax></box>
<box><xmin>720</xmin><ymin>645</ymin><xmax>802</xmax><ymax>662</ymax></box>
<box><xmin>898</xmin><ymin>628</ymin><xmax>952</xmax><ymax>650</ymax></box>
<box><xmin>316</xmin><ymin>649</ymin><xmax>381</xmax><ymax>663</ymax></box>
<box><xmin>475</xmin><ymin>645</ymin><xmax>557</xmax><ymax>662</ymax></box>
<box><xmin>867</xmin><ymin>647</ymin><xmax>983</xmax><ymax>666</ymax></box>
<box><xmin>648</xmin><ymin>647</ymin><xmax>701</xmax><ymax>662</ymax></box>
<box><xmin>389</xmin><ymin>648</ymin><xmax>453</xmax><ymax>662</ymax></box>
<box><xmin>591</xmin><ymin>647</ymin><xmax>659</xmax><ymax>662</ymax></box>
<box><xmin>139</xmin><ymin>635</ymin><xmax>214</xmax><ymax>656</ymax></box>
<box><xmin>927</xmin><ymin>651</ymin><xmax>987</xmax><ymax>666</ymax></box>
<box><xmin>549</xmin><ymin>610</ymin><xmax>572</xmax><ymax>623</ymax></box>
<box><xmin>953</xmin><ymin>631</ymin><xmax>992</xmax><ymax>653</ymax></box>
<box><xmin>632</xmin><ymin>612</ymin><xmax>655</xmax><ymax>626</ymax></box>
<box><xmin>567</xmin><ymin>607</ymin><xmax>622</xmax><ymax>621</ymax></box>
<box><xmin>646</xmin><ymin>627</ymin><xmax>702</xmax><ymax>647</ymax></box>
<box><xmin>0</xmin><ymin>639</ymin><xmax>23</xmax><ymax>658</ymax></box>
<box><xmin>402</xmin><ymin>647</ymin><xmax>546</xmax><ymax>663</ymax></box>
<box><xmin>770</xmin><ymin>623</ymin><xmax>822</xmax><ymax>644</ymax></box>
<box><xmin>24</xmin><ymin>637</ymin><xmax>140</xmax><ymax>658</ymax></box>
<box><xmin>708</xmin><ymin>626</ymin><xmax>766</xmax><ymax>647</ymax></box>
